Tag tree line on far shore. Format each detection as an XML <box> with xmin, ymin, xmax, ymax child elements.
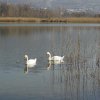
<box><xmin>0</xmin><ymin>2</ymin><xmax>100</xmax><ymax>18</ymax></box>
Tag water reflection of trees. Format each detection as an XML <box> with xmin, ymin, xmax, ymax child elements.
<box><xmin>0</xmin><ymin>25</ymin><xmax>100</xmax><ymax>36</ymax></box>
<box><xmin>0</xmin><ymin>26</ymin><xmax>68</xmax><ymax>37</ymax></box>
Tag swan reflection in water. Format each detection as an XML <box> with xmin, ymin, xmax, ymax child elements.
<box><xmin>24</xmin><ymin>66</ymin><xmax>28</xmax><ymax>74</ymax></box>
<box><xmin>24</xmin><ymin>65</ymin><xmax>36</xmax><ymax>74</ymax></box>
<box><xmin>47</xmin><ymin>60</ymin><xmax>64</xmax><ymax>70</ymax></box>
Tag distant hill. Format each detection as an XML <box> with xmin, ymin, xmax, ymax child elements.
<box><xmin>0</xmin><ymin>0</ymin><xmax>100</xmax><ymax>12</ymax></box>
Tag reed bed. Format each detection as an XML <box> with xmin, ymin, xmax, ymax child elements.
<box><xmin>0</xmin><ymin>17</ymin><xmax>100</xmax><ymax>23</ymax></box>
<box><xmin>50</xmin><ymin>30</ymin><xmax>99</xmax><ymax>69</ymax></box>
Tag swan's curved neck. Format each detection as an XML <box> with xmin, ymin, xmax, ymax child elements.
<box><xmin>26</xmin><ymin>56</ymin><xmax>28</xmax><ymax>62</ymax></box>
<box><xmin>24</xmin><ymin>66</ymin><xmax>28</xmax><ymax>73</ymax></box>
<box><xmin>48</xmin><ymin>53</ymin><xmax>51</xmax><ymax>60</ymax></box>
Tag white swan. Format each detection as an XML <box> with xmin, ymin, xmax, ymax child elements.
<box><xmin>24</xmin><ymin>55</ymin><xmax>37</xmax><ymax>68</ymax></box>
<box><xmin>46</xmin><ymin>52</ymin><xmax>64</xmax><ymax>62</ymax></box>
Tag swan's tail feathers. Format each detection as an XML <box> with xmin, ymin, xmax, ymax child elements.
<box><xmin>61</xmin><ymin>56</ymin><xmax>64</xmax><ymax>62</ymax></box>
<box><xmin>34</xmin><ymin>58</ymin><xmax>37</xmax><ymax>64</ymax></box>
<box><xmin>62</xmin><ymin>56</ymin><xmax>64</xmax><ymax>59</ymax></box>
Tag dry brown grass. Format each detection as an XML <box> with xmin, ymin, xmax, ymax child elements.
<box><xmin>0</xmin><ymin>17</ymin><xmax>100</xmax><ymax>23</ymax></box>
<box><xmin>0</xmin><ymin>17</ymin><xmax>41</xmax><ymax>22</ymax></box>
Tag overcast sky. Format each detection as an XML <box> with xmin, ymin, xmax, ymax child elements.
<box><xmin>1</xmin><ymin>0</ymin><xmax>100</xmax><ymax>11</ymax></box>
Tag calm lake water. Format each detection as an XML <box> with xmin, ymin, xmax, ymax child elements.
<box><xmin>0</xmin><ymin>23</ymin><xmax>100</xmax><ymax>100</ymax></box>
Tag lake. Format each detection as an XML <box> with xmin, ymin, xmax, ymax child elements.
<box><xmin>0</xmin><ymin>23</ymin><xmax>100</xmax><ymax>100</ymax></box>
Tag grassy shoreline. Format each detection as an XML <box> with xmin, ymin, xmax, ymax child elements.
<box><xmin>0</xmin><ymin>17</ymin><xmax>100</xmax><ymax>23</ymax></box>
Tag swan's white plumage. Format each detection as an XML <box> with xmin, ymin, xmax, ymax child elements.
<box><xmin>46</xmin><ymin>52</ymin><xmax>64</xmax><ymax>62</ymax></box>
<box><xmin>24</xmin><ymin>55</ymin><xmax>37</xmax><ymax>67</ymax></box>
